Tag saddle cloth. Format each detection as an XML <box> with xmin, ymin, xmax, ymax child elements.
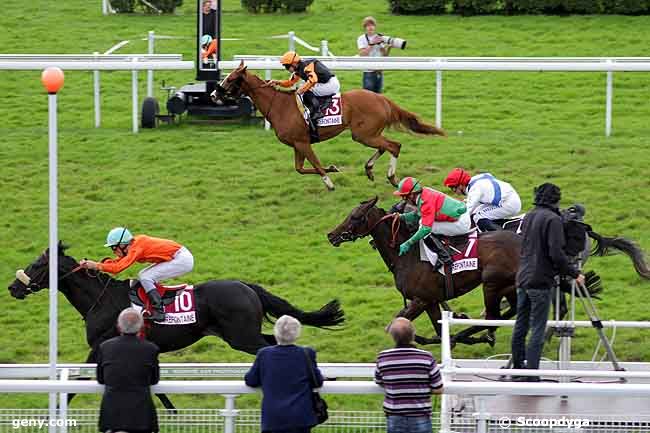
<box><xmin>296</xmin><ymin>93</ymin><xmax>343</xmax><ymax>127</ymax></box>
<box><xmin>419</xmin><ymin>231</ymin><xmax>479</xmax><ymax>275</ymax></box>
<box><xmin>129</xmin><ymin>282</ymin><xmax>197</xmax><ymax>326</ymax></box>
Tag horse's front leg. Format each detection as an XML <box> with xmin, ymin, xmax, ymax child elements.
<box><xmin>387</xmin><ymin>298</ymin><xmax>427</xmax><ymax>332</ymax></box>
<box><xmin>293</xmin><ymin>148</ymin><xmax>339</xmax><ymax>190</ymax></box>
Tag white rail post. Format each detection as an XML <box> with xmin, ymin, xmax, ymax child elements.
<box><xmin>132</xmin><ymin>58</ymin><xmax>139</xmax><ymax>133</ymax></box>
<box><xmin>439</xmin><ymin>310</ymin><xmax>453</xmax><ymax>433</ymax></box>
<box><xmin>59</xmin><ymin>368</ymin><xmax>69</xmax><ymax>433</ymax></box>
<box><xmin>321</xmin><ymin>40</ymin><xmax>329</xmax><ymax>56</ymax></box>
<box><xmin>435</xmin><ymin>69</ymin><xmax>442</xmax><ymax>129</ymax></box>
<box><xmin>42</xmin><ymin>67</ymin><xmax>63</xmax><ymax>433</ymax></box>
<box><xmin>102</xmin><ymin>0</ymin><xmax>109</xmax><ymax>15</ymax></box>
<box><xmin>220</xmin><ymin>394</ymin><xmax>240</xmax><ymax>433</ymax></box>
<box><xmin>288</xmin><ymin>31</ymin><xmax>295</xmax><ymax>52</ymax></box>
<box><xmin>264</xmin><ymin>60</ymin><xmax>271</xmax><ymax>131</ymax></box>
<box><xmin>606</xmin><ymin>60</ymin><xmax>613</xmax><ymax>137</ymax></box>
<box><xmin>474</xmin><ymin>396</ymin><xmax>489</xmax><ymax>433</ymax></box>
<box><xmin>147</xmin><ymin>31</ymin><xmax>155</xmax><ymax>97</ymax></box>
<box><xmin>93</xmin><ymin>52</ymin><xmax>101</xmax><ymax>128</ymax></box>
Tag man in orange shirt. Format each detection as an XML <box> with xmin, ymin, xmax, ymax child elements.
<box><xmin>80</xmin><ymin>227</ymin><xmax>194</xmax><ymax>321</ymax></box>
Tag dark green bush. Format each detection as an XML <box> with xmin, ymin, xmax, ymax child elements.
<box><xmin>389</xmin><ymin>0</ymin><xmax>446</xmax><ymax>15</ymax></box>
<box><xmin>602</xmin><ymin>0</ymin><xmax>650</xmax><ymax>14</ymax></box>
<box><xmin>149</xmin><ymin>0</ymin><xmax>183</xmax><ymax>13</ymax></box>
<box><xmin>111</xmin><ymin>0</ymin><xmax>136</xmax><ymax>13</ymax></box>
<box><xmin>241</xmin><ymin>0</ymin><xmax>313</xmax><ymax>13</ymax></box>
<box><xmin>452</xmin><ymin>0</ymin><xmax>500</xmax><ymax>15</ymax></box>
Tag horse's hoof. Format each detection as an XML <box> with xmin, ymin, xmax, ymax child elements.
<box><xmin>485</xmin><ymin>334</ymin><xmax>496</xmax><ymax>348</ymax></box>
<box><xmin>328</xmin><ymin>165</ymin><xmax>341</xmax><ymax>173</ymax></box>
<box><xmin>453</xmin><ymin>312</ymin><xmax>471</xmax><ymax>320</ymax></box>
<box><xmin>365</xmin><ymin>168</ymin><xmax>375</xmax><ymax>181</ymax></box>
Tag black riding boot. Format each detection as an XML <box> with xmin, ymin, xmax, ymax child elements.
<box><xmin>477</xmin><ymin>218</ymin><xmax>502</xmax><ymax>232</ymax></box>
<box><xmin>424</xmin><ymin>235</ymin><xmax>453</xmax><ymax>269</ymax></box>
<box><xmin>146</xmin><ymin>290</ymin><xmax>165</xmax><ymax>321</ymax></box>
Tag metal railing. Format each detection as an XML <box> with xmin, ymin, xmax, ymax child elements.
<box><xmin>223</xmin><ymin>56</ymin><xmax>650</xmax><ymax>136</ymax></box>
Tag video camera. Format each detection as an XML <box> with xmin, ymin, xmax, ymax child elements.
<box><xmin>372</xmin><ymin>34</ymin><xmax>407</xmax><ymax>50</ymax></box>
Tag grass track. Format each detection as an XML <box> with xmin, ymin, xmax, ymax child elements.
<box><xmin>0</xmin><ymin>0</ymin><xmax>649</xmax><ymax>411</ymax></box>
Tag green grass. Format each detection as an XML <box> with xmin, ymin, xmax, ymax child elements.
<box><xmin>1</xmin><ymin>0</ymin><xmax>650</xmax><ymax>412</ymax></box>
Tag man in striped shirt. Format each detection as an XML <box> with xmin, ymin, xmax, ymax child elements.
<box><xmin>375</xmin><ymin>318</ymin><xmax>444</xmax><ymax>433</ymax></box>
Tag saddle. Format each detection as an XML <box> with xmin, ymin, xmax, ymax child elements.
<box><xmin>128</xmin><ymin>282</ymin><xmax>187</xmax><ymax>311</ymax></box>
<box><xmin>296</xmin><ymin>93</ymin><xmax>336</xmax><ymax>144</ymax></box>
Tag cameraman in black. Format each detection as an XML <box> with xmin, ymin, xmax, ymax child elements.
<box><xmin>510</xmin><ymin>183</ymin><xmax>585</xmax><ymax>381</ymax></box>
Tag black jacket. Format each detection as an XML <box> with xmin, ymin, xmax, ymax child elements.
<box><xmin>516</xmin><ymin>205</ymin><xmax>580</xmax><ymax>290</ymax></box>
<box><xmin>97</xmin><ymin>335</ymin><xmax>160</xmax><ymax>432</ymax></box>
<box><xmin>202</xmin><ymin>10</ymin><xmax>217</xmax><ymax>38</ymax></box>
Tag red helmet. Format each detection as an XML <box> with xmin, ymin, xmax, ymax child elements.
<box><xmin>393</xmin><ymin>177</ymin><xmax>422</xmax><ymax>196</ymax></box>
<box><xmin>444</xmin><ymin>168</ymin><xmax>471</xmax><ymax>188</ymax></box>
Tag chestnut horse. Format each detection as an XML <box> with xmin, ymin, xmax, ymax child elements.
<box><xmin>219</xmin><ymin>61</ymin><xmax>446</xmax><ymax>190</ymax></box>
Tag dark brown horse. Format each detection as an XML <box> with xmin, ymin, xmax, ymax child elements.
<box><xmin>218</xmin><ymin>61</ymin><xmax>446</xmax><ymax>190</ymax></box>
<box><xmin>328</xmin><ymin>198</ymin><xmax>649</xmax><ymax>346</ymax></box>
<box><xmin>328</xmin><ymin>197</ymin><xmax>521</xmax><ymax>346</ymax></box>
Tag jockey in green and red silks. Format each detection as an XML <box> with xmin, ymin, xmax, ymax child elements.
<box><xmin>393</xmin><ymin>177</ymin><xmax>470</xmax><ymax>257</ymax></box>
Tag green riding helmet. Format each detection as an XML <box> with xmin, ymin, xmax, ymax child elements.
<box><xmin>105</xmin><ymin>227</ymin><xmax>133</xmax><ymax>247</ymax></box>
<box><xmin>393</xmin><ymin>176</ymin><xmax>423</xmax><ymax>197</ymax></box>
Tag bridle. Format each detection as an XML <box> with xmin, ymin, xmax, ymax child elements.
<box><xmin>221</xmin><ymin>72</ymin><xmax>277</xmax><ymax>125</ymax></box>
<box><xmin>336</xmin><ymin>212</ymin><xmax>402</xmax><ymax>248</ymax></box>
<box><xmin>15</xmin><ymin>254</ymin><xmax>120</xmax><ymax>321</ymax></box>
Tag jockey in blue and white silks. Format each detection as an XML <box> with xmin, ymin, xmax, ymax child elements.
<box><xmin>444</xmin><ymin>168</ymin><xmax>522</xmax><ymax>232</ymax></box>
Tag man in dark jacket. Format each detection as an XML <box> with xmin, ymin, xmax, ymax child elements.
<box><xmin>97</xmin><ymin>308</ymin><xmax>160</xmax><ymax>433</ymax></box>
<box><xmin>245</xmin><ymin>315</ymin><xmax>323</xmax><ymax>433</ymax></box>
<box><xmin>511</xmin><ymin>183</ymin><xmax>585</xmax><ymax>380</ymax></box>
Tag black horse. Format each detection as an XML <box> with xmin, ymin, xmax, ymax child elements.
<box><xmin>7</xmin><ymin>243</ymin><xmax>344</xmax><ymax>409</ymax></box>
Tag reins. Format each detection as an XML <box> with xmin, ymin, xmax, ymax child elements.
<box><xmin>362</xmin><ymin>212</ymin><xmax>402</xmax><ymax>248</ymax></box>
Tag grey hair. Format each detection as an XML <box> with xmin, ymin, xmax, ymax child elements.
<box><xmin>274</xmin><ymin>315</ymin><xmax>302</xmax><ymax>345</ymax></box>
<box><xmin>117</xmin><ymin>308</ymin><xmax>144</xmax><ymax>335</ymax></box>
<box><xmin>388</xmin><ymin>317</ymin><xmax>415</xmax><ymax>346</ymax></box>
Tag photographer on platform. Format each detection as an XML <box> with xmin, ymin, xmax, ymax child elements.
<box><xmin>357</xmin><ymin>17</ymin><xmax>406</xmax><ymax>93</ymax></box>
<box><xmin>510</xmin><ymin>183</ymin><xmax>585</xmax><ymax>381</ymax></box>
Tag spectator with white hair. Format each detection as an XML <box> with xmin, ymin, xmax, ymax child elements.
<box><xmin>97</xmin><ymin>308</ymin><xmax>160</xmax><ymax>433</ymax></box>
<box><xmin>245</xmin><ymin>315</ymin><xmax>323</xmax><ymax>433</ymax></box>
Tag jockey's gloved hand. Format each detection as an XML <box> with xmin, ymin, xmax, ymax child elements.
<box><xmin>399</xmin><ymin>241</ymin><xmax>412</xmax><ymax>256</ymax></box>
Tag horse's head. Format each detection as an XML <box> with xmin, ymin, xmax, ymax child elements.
<box><xmin>8</xmin><ymin>242</ymin><xmax>74</xmax><ymax>299</ymax></box>
<box><xmin>328</xmin><ymin>196</ymin><xmax>380</xmax><ymax>247</ymax></box>
<box><xmin>219</xmin><ymin>60</ymin><xmax>248</xmax><ymax>98</ymax></box>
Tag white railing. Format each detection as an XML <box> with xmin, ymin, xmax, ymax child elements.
<box><xmin>222</xmin><ymin>56</ymin><xmax>650</xmax><ymax>136</ymax></box>
<box><xmin>0</xmin><ymin>363</ymin><xmax>375</xmax><ymax>379</ymax></box>
<box><xmin>0</xmin><ymin>54</ymin><xmax>192</xmax><ymax>133</ymax></box>
<box><xmin>5</xmin><ymin>379</ymin><xmax>650</xmax><ymax>433</ymax></box>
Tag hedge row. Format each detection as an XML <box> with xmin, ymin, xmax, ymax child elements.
<box><xmin>241</xmin><ymin>0</ymin><xmax>314</xmax><ymax>13</ymax></box>
<box><xmin>388</xmin><ymin>0</ymin><xmax>650</xmax><ymax>15</ymax></box>
<box><xmin>111</xmin><ymin>0</ymin><xmax>183</xmax><ymax>13</ymax></box>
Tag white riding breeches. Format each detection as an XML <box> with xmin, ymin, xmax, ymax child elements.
<box><xmin>431</xmin><ymin>212</ymin><xmax>472</xmax><ymax>237</ymax></box>
<box><xmin>472</xmin><ymin>193</ymin><xmax>522</xmax><ymax>223</ymax></box>
<box><xmin>139</xmin><ymin>246</ymin><xmax>194</xmax><ymax>293</ymax></box>
<box><xmin>310</xmin><ymin>76</ymin><xmax>340</xmax><ymax>96</ymax></box>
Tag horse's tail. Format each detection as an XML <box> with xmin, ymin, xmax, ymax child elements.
<box><xmin>588</xmin><ymin>231</ymin><xmax>650</xmax><ymax>280</ymax></box>
<box><xmin>244</xmin><ymin>282</ymin><xmax>345</xmax><ymax>328</ymax></box>
<box><xmin>384</xmin><ymin>96</ymin><xmax>447</xmax><ymax>136</ymax></box>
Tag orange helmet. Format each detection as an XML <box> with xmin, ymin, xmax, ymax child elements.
<box><xmin>280</xmin><ymin>51</ymin><xmax>301</xmax><ymax>67</ymax></box>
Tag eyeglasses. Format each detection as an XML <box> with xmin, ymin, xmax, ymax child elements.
<box><xmin>283</xmin><ymin>64</ymin><xmax>292</xmax><ymax>70</ymax></box>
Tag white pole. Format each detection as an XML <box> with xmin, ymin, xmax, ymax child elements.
<box><xmin>47</xmin><ymin>91</ymin><xmax>59</xmax><ymax>433</ymax></box>
<box><xmin>132</xmin><ymin>58</ymin><xmax>139</xmax><ymax>133</ymax></box>
<box><xmin>320</xmin><ymin>40</ymin><xmax>328</xmax><ymax>56</ymax></box>
<box><xmin>288</xmin><ymin>31</ymin><xmax>295</xmax><ymax>52</ymax></box>
<box><xmin>147</xmin><ymin>31</ymin><xmax>154</xmax><ymax>97</ymax></box>
<box><xmin>93</xmin><ymin>52</ymin><xmax>101</xmax><ymax>128</ymax></box>
<box><xmin>59</xmin><ymin>368</ymin><xmax>69</xmax><ymax>433</ymax></box>
<box><xmin>435</xmin><ymin>70</ymin><xmax>442</xmax><ymax>128</ymax></box>
<box><xmin>102</xmin><ymin>0</ymin><xmax>108</xmax><ymax>15</ymax></box>
<box><xmin>264</xmin><ymin>64</ymin><xmax>271</xmax><ymax>131</ymax></box>
<box><xmin>439</xmin><ymin>310</ymin><xmax>453</xmax><ymax>433</ymax></box>
<box><xmin>221</xmin><ymin>395</ymin><xmax>239</xmax><ymax>433</ymax></box>
<box><xmin>606</xmin><ymin>64</ymin><xmax>613</xmax><ymax>137</ymax></box>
